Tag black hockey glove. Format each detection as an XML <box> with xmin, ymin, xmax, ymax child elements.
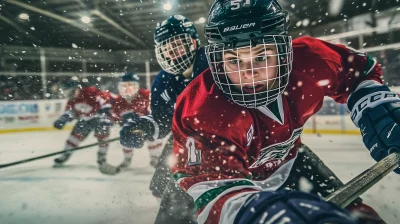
<box><xmin>348</xmin><ymin>83</ymin><xmax>400</xmax><ymax>174</ymax></box>
<box><xmin>120</xmin><ymin>116</ymin><xmax>156</xmax><ymax>149</ymax></box>
<box><xmin>233</xmin><ymin>190</ymin><xmax>358</xmax><ymax>224</ymax></box>
<box><xmin>121</xmin><ymin>112</ymin><xmax>139</xmax><ymax>126</ymax></box>
<box><xmin>53</xmin><ymin>113</ymin><xmax>74</xmax><ymax>130</ymax></box>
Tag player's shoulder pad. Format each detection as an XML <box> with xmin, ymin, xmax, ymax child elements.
<box><xmin>174</xmin><ymin>69</ymin><xmax>253</xmax><ymax>135</ymax></box>
<box><xmin>292</xmin><ymin>36</ymin><xmax>343</xmax><ymax>62</ymax></box>
<box><xmin>151</xmin><ymin>70</ymin><xmax>174</xmax><ymax>92</ymax></box>
<box><xmin>83</xmin><ymin>86</ymin><xmax>102</xmax><ymax>97</ymax></box>
<box><xmin>138</xmin><ymin>88</ymin><xmax>150</xmax><ymax>94</ymax></box>
<box><xmin>138</xmin><ymin>88</ymin><xmax>150</xmax><ymax>97</ymax></box>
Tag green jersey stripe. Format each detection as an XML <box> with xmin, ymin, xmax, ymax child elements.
<box><xmin>194</xmin><ymin>180</ymin><xmax>255</xmax><ymax>210</ymax></box>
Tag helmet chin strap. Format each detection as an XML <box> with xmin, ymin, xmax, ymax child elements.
<box><xmin>267</xmin><ymin>69</ymin><xmax>279</xmax><ymax>92</ymax></box>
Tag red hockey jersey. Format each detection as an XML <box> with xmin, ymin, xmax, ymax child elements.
<box><xmin>171</xmin><ymin>36</ymin><xmax>382</xmax><ymax>224</ymax></box>
<box><xmin>110</xmin><ymin>89</ymin><xmax>151</xmax><ymax>121</ymax></box>
<box><xmin>65</xmin><ymin>86</ymin><xmax>108</xmax><ymax>120</ymax></box>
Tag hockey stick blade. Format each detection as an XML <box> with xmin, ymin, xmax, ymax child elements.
<box><xmin>99</xmin><ymin>162</ymin><xmax>121</xmax><ymax>176</ymax></box>
<box><xmin>325</xmin><ymin>151</ymin><xmax>400</xmax><ymax>208</ymax></box>
<box><xmin>0</xmin><ymin>137</ymin><xmax>120</xmax><ymax>169</ymax></box>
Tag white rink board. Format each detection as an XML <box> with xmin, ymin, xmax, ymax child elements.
<box><xmin>0</xmin><ymin>99</ymin><xmax>68</xmax><ymax>131</ymax></box>
<box><xmin>306</xmin><ymin>115</ymin><xmax>360</xmax><ymax>132</ymax></box>
<box><xmin>0</xmin><ymin>99</ymin><xmax>359</xmax><ymax>134</ymax></box>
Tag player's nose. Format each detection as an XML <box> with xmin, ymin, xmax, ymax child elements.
<box><xmin>241</xmin><ymin>61</ymin><xmax>258</xmax><ymax>79</ymax></box>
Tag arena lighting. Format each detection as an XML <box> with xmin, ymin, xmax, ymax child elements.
<box><xmin>81</xmin><ymin>16</ymin><xmax>91</xmax><ymax>24</ymax></box>
<box><xmin>163</xmin><ymin>2</ymin><xmax>172</xmax><ymax>11</ymax></box>
<box><xmin>19</xmin><ymin>13</ymin><xmax>29</xmax><ymax>20</ymax></box>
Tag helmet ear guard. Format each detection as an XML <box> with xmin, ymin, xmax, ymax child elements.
<box><xmin>204</xmin><ymin>0</ymin><xmax>293</xmax><ymax>108</ymax></box>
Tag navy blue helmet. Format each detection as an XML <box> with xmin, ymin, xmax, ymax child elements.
<box><xmin>205</xmin><ymin>0</ymin><xmax>293</xmax><ymax>108</ymax></box>
<box><xmin>154</xmin><ymin>15</ymin><xmax>200</xmax><ymax>75</ymax></box>
<box><xmin>120</xmin><ymin>72</ymin><xmax>140</xmax><ymax>83</ymax></box>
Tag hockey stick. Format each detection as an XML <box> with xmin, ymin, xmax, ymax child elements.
<box><xmin>0</xmin><ymin>137</ymin><xmax>120</xmax><ymax>169</ymax></box>
<box><xmin>98</xmin><ymin>130</ymin><xmax>146</xmax><ymax>176</ymax></box>
<box><xmin>325</xmin><ymin>151</ymin><xmax>400</xmax><ymax>208</ymax></box>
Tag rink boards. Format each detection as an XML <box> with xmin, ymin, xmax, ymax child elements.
<box><xmin>0</xmin><ymin>98</ymin><xmax>361</xmax><ymax>135</ymax></box>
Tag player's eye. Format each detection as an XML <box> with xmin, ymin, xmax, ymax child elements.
<box><xmin>254</xmin><ymin>55</ymin><xmax>266</xmax><ymax>62</ymax></box>
<box><xmin>227</xmin><ymin>57</ymin><xmax>240</xmax><ymax>65</ymax></box>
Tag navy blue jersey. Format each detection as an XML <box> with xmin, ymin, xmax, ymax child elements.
<box><xmin>145</xmin><ymin>47</ymin><xmax>209</xmax><ymax>139</ymax></box>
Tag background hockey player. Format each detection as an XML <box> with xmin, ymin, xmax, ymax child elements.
<box><xmin>119</xmin><ymin>15</ymin><xmax>209</xmax><ymax>223</ymax></box>
<box><xmin>109</xmin><ymin>72</ymin><xmax>164</xmax><ymax>168</ymax></box>
<box><xmin>171</xmin><ymin>0</ymin><xmax>395</xmax><ymax>223</ymax></box>
<box><xmin>53</xmin><ymin>79</ymin><xmax>112</xmax><ymax>166</ymax></box>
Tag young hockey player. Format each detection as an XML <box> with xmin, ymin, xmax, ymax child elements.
<box><xmin>171</xmin><ymin>0</ymin><xmax>394</xmax><ymax>223</ymax></box>
<box><xmin>119</xmin><ymin>15</ymin><xmax>209</xmax><ymax>223</ymax></box>
<box><xmin>53</xmin><ymin>79</ymin><xmax>112</xmax><ymax>166</ymax></box>
<box><xmin>109</xmin><ymin>72</ymin><xmax>164</xmax><ymax>168</ymax></box>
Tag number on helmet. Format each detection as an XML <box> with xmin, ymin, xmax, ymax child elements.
<box><xmin>230</xmin><ymin>0</ymin><xmax>251</xmax><ymax>10</ymax></box>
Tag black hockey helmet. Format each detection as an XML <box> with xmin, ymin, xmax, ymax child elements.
<box><xmin>205</xmin><ymin>0</ymin><xmax>293</xmax><ymax>108</ymax></box>
<box><xmin>120</xmin><ymin>72</ymin><xmax>140</xmax><ymax>83</ymax></box>
<box><xmin>66</xmin><ymin>77</ymin><xmax>91</xmax><ymax>89</ymax></box>
<box><xmin>154</xmin><ymin>15</ymin><xmax>200</xmax><ymax>75</ymax></box>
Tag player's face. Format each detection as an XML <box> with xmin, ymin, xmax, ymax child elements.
<box><xmin>118</xmin><ymin>82</ymin><xmax>139</xmax><ymax>99</ymax></box>
<box><xmin>223</xmin><ymin>44</ymin><xmax>278</xmax><ymax>93</ymax></box>
<box><xmin>161</xmin><ymin>37</ymin><xmax>190</xmax><ymax>60</ymax></box>
<box><xmin>155</xmin><ymin>34</ymin><xmax>197</xmax><ymax>75</ymax></box>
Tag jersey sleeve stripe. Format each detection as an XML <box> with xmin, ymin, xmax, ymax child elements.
<box><xmin>194</xmin><ymin>180</ymin><xmax>258</xmax><ymax>210</ymax></box>
<box><xmin>196</xmin><ymin>186</ymin><xmax>261</xmax><ymax>224</ymax></box>
<box><xmin>173</xmin><ymin>172</ymin><xmax>192</xmax><ymax>184</ymax></box>
<box><xmin>187</xmin><ymin>178</ymin><xmax>254</xmax><ymax>202</ymax></box>
<box><xmin>363</xmin><ymin>56</ymin><xmax>377</xmax><ymax>77</ymax></box>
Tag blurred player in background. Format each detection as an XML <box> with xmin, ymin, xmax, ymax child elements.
<box><xmin>119</xmin><ymin>15</ymin><xmax>209</xmax><ymax>223</ymax></box>
<box><xmin>53</xmin><ymin>78</ymin><xmax>112</xmax><ymax>166</ymax></box>
<box><xmin>109</xmin><ymin>72</ymin><xmax>164</xmax><ymax>169</ymax></box>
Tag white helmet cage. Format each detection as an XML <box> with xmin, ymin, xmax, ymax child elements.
<box><xmin>155</xmin><ymin>33</ymin><xmax>197</xmax><ymax>75</ymax></box>
<box><xmin>118</xmin><ymin>81</ymin><xmax>139</xmax><ymax>101</ymax></box>
<box><xmin>206</xmin><ymin>35</ymin><xmax>293</xmax><ymax>108</ymax></box>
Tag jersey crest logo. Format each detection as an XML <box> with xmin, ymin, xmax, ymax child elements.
<box><xmin>74</xmin><ymin>103</ymin><xmax>93</xmax><ymax>113</ymax></box>
<box><xmin>246</xmin><ymin>124</ymin><xmax>254</xmax><ymax>146</ymax></box>
<box><xmin>249</xmin><ymin>128</ymin><xmax>303</xmax><ymax>168</ymax></box>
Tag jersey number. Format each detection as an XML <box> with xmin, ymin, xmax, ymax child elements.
<box><xmin>231</xmin><ymin>0</ymin><xmax>251</xmax><ymax>10</ymax></box>
<box><xmin>186</xmin><ymin>137</ymin><xmax>201</xmax><ymax>166</ymax></box>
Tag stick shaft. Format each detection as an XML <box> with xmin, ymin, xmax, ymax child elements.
<box><xmin>0</xmin><ymin>137</ymin><xmax>120</xmax><ymax>169</ymax></box>
<box><xmin>325</xmin><ymin>152</ymin><xmax>400</xmax><ymax>207</ymax></box>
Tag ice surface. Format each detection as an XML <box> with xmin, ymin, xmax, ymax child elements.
<box><xmin>302</xmin><ymin>134</ymin><xmax>400</xmax><ymax>224</ymax></box>
<box><xmin>0</xmin><ymin>128</ymin><xmax>159</xmax><ymax>224</ymax></box>
<box><xmin>0</xmin><ymin>131</ymin><xmax>399</xmax><ymax>223</ymax></box>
